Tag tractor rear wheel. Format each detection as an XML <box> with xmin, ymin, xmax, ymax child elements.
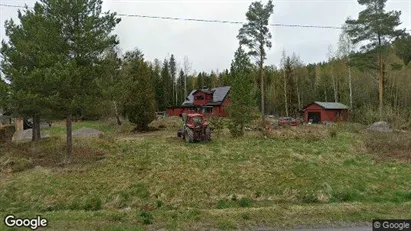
<box><xmin>184</xmin><ymin>128</ymin><xmax>194</xmax><ymax>143</ymax></box>
<box><xmin>205</xmin><ymin>127</ymin><xmax>211</xmax><ymax>141</ymax></box>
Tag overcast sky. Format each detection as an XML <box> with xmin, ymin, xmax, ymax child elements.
<box><xmin>1</xmin><ymin>0</ymin><xmax>410</xmax><ymax>73</ymax></box>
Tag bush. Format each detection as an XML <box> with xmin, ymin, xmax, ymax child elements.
<box><xmin>209</xmin><ymin>117</ymin><xmax>225</xmax><ymax>136</ymax></box>
<box><xmin>84</xmin><ymin>196</ymin><xmax>102</xmax><ymax>211</ymax></box>
<box><xmin>227</xmin><ymin>121</ymin><xmax>244</xmax><ymax>137</ymax></box>
<box><xmin>155</xmin><ymin>200</ymin><xmax>163</xmax><ymax>208</ymax></box>
<box><xmin>216</xmin><ymin>199</ymin><xmax>229</xmax><ymax>209</ymax></box>
<box><xmin>139</xmin><ymin>211</ymin><xmax>153</xmax><ymax>225</ymax></box>
<box><xmin>328</xmin><ymin>126</ymin><xmax>338</xmax><ymax>138</ymax></box>
<box><xmin>241</xmin><ymin>212</ymin><xmax>250</xmax><ymax>220</ymax></box>
<box><xmin>238</xmin><ymin>197</ymin><xmax>251</xmax><ymax>207</ymax></box>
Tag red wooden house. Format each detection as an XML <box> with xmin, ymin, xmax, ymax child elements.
<box><xmin>304</xmin><ymin>101</ymin><xmax>349</xmax><ymax>123</ymax></box>
<box><xmin>166</xmin><ymin>86</ymin><xmax>231</xmax><ymax>117</ymax></box>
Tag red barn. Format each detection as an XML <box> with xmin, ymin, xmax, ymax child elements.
<box><xmin>166</xmin><ymin>86</ymin><xmax>231</xmax><ymax>117</ymax></box>
<box><xmin>303</xmin><ymin>101</ymin><xmax>349</xmax><ymax>123</ymax></box>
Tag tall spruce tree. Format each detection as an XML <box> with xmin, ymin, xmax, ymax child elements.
<box><xmin>177</xmin><ymin>69</ymin><xmax>185</xmax><ymax>103</ymax></box>
<box><xmin>161</xmin><ymin>59</ymin><xmax>171</xmax><ymax>110</ymax></box>
<box><xmin>228</xmin><ymin>46</ymin><xmax>255</xmax><ymax>137</ymax></box>
<box><xmin>151</xmin><ymin>59</ymin><xmax>162</xmax><ymax>110</ymax></box>
<box><xmin>121</xmin><ymin>50</ymin><xmax>156</xmax><ymax>131</ymax></box>
<box><xmin>237</xmin><ymin>0</ymin><xmax>274</xmax><ymax>124</ymax></box>
<box><xmin>169</xmin><ymin>54</ymin><xmax>177</xmax><ymax>105</ymax></box>
<box><xmin>345</xmin><ymin>0</ymin><xmax>405</xmax><ymax>119</ymax></box>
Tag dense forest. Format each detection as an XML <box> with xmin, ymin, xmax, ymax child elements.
<box><xmin>1</xmin><ymin>0</ymin><xmax>411</xmax><ymax>160</ymax></box>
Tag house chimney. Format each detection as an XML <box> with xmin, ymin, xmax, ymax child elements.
<box><xmin>202</xmin><ymin>86</ymin><xmax>208</xmax><ymax>90</ymax></box>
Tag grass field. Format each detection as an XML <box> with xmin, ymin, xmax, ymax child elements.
<box><xmin>0</xmin><ymin>119</ymin><xmax>410</xmax><ymax>230</ymax></box>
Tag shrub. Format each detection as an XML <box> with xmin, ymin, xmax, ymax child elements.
<box><xmin>227</xmin><ymin>121</ymin><xmax>244</xmax><ymax>137</ymax></box>
<box><xmin>255</xmin><ymin>191</ymin><xmax>262</xmax><ymax>198</ymax></box>
<box><xmin>216</xmin><ymin>199</ymin><xmax>229</xmax><ymax>209</ymax></box>
<box><xmin>328</xmin><ymin>126</ymin><xmax>338</xmax><ymax>138</ymax></box>
<box><xmin>129</xmin><ymin>183</ymin><xmax>150</xmax><ymax>199</ymax></box>
<box><xmin>84</xmin><ymin>196</ymin><xmax>102</xmax><ymax>211</ymax></box>
<box><xmin>209</xmin><ymin>117</ymin><xmax>225</xmax><ymax>136</ymax></box>
<box><xmin>155</xmin><ymin>200</ymin><xmax>163</xmax><ymax>208</ymax></box>
<box><xmin>241</xmin><ymin>212</ymin><xmax>250</xmax><ymax>220</ymax></box>
<box><xmin>139</xmin><ymin>211</ymin><xmax>153</xmax><ymax>225</ymax></box>
<box><xmin>238</xmin><ymin>197</ymin><xmax>251</xmax><ymax>207</ymax></box>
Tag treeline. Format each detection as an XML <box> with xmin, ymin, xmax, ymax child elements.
<box><xmin>135</xmin><ymin>39</ymin><xmax>411</xmax><ymax>125</ymax></box>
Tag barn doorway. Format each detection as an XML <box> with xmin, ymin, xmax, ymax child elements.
<box><xmin>308</xmin><ymin>112</ymin><xmax>321</xmax><ymax>123</ymax></box>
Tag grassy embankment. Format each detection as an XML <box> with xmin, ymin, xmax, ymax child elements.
<box><xmin>0</xmin><ymin>118</ymin><xmax>410</xmax><ymax>230</ymax></box>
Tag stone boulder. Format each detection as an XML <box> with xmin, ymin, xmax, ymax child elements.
<box><xmin>367</xmin><ymin>121</ymin><xmax>392</xmax><ymax>132</ymax></box>
<box><xmin>72</xmin><ymin>127</ymin><xmax>104</xmax><ymax>138</ymax></box>
<box><xmin>12</xmin><ymin>129</ymin><xmax>50</xmax><ymax>142</ymax></box>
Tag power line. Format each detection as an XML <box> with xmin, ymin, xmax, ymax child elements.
<box><xmin>117</xmin><ymin>13</ymin><xmax>344</xmax><ymax>29</ymax></box>
<box><xmin>0</xmin><ymin>3</ymin><xmax>346</xmax><ymax>30</ymax></box>
<box><xmin>0</xmin><ymin>3</ymin><xmax>409</xmax><ymax>31</ymax></box>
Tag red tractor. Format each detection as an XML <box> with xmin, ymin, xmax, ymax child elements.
<box><xmin>177</xmin><ymin>113</ymin><xmax>211</xmax><ymax>143</ymax></box>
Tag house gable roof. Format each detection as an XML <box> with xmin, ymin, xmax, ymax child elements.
<box><xmin>305</xmin><ymin>101</ymin><xmax>349</xmax><ymax>110</ymax></box>
<box><xmin>182</xmin><ymin>86</ymin><xmax>231</xmax><ymax>106</ymax></box>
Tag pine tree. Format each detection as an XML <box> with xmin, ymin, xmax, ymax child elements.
<box><xmin>41</xmin><ymin>0</ymin><xmax>120</xmax><ymax>162</ymax></box>
<box><xmin>237</xmin><ymin>0</ymin><xmax>274</xmax><ymax>123</ymax></box>
<box><xmin>1</xmin><ymin>3</ymin><xmax>63</xmax><ymax>141</ymax></box>
<box><xmin>345</xmin><ymin>0</ymin><xmax>405</xmax><ymax>119</ymax></box>
<box><xmin>228</xmin><ymin>46</ymin><xmax>255</xmax><ymax>137</ymax></box>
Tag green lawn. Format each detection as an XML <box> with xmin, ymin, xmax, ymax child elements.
<box><xmin>0</xmin><ymin>120</ymin><xmax>410</xmax><ymax>230</ymax></box>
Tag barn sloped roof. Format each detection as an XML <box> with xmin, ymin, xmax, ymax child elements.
<box><xmin>182</xmin><ymin>86</ymin><xmax>231</xmax><ymax>106</ymax></box>
<box><xmin>310</xmin><ymin>101</ymin><xmax>349</xmax><ymax>110</ymax></box>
